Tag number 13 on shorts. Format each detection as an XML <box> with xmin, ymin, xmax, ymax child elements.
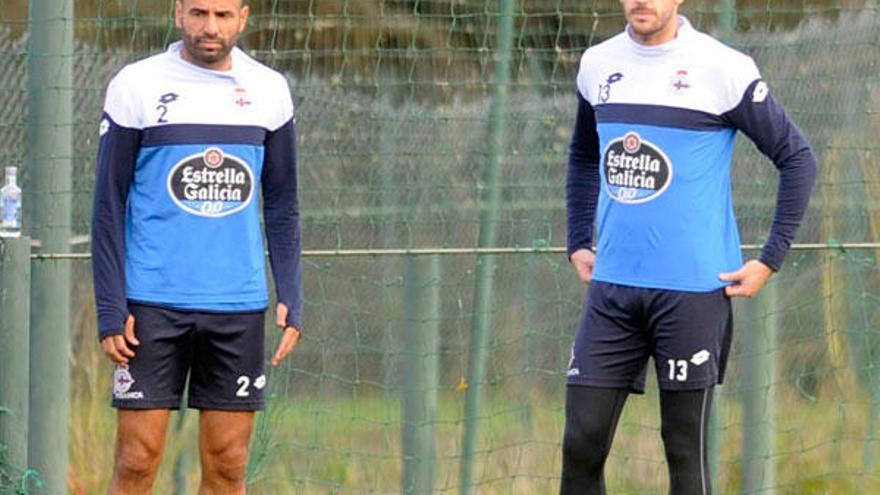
<box><xmin>668</xmin><ymin>359</ymin><xmax>688</xmax><ymax>382</ymax></box>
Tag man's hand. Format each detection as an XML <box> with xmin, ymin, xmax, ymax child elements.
<box><xmin>570</xmin><ymin>248</ymin><xmax>596</xmax><ymax>284</ymax></box>
<box><xmin>100</xmin><ymin>314</ymin><xmax>139</xmax><ymax>365</ymax></box>
<box><xmin>272</xmin><ymin>303</ymin><xmax>301</xmax><ymax>366</ymax></box>
<box><xmin>719</xmin><ymin>259</ymin><xmax>774</xmax><ymax>298</ymax></box>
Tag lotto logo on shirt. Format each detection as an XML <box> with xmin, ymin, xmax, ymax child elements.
<box><xmin>602</xmin><ymin>132</ymin><xmax>673</xmax><ymax>204</ymax></box>
<box><xmin>167</xmin><ymin>147</ymin><xmax>255</xmax><ymax>217</ymax></box>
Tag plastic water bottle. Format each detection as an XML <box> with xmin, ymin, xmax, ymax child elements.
<box><xmin>0</xmin><ymin>166</ymin><xmax>22</xmax><ymax>238</ymax></box>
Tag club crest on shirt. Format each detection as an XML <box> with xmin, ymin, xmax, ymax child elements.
<box><xmin>670</xmin><ymin>69</ymin><xmax>691</xmax><ymax>95</ymax></box>
<box><xmin>602</xmin><ymin>132</ymin><xmax>673</xmax><ymax>204</ymax></box>
<box><xmin>167</xmin><ymin>147</ymin><xmax>255</xmax><ymax>217</ymax></box>
<box><xmin>234</xmin><ymin>87</ymin><xmax>252</xmax><ymax>108</ymax></box>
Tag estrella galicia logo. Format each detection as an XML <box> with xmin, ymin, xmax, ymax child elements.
<box><xmin>598</xmin><ymin>72</ymin><xmax>624</xmax><ymax>103</ymax></box>
<box><xmin>602</xmin><ymin>132</ymin><xmax>672</xmax><ymax>204</ymax></box>
<box><xmin>166</xmin><ymin>147</ymin><xmax>255</xmax><ymax>217</ymax></box>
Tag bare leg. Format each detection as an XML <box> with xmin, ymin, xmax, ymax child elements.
<box><xmin>108</xmin><ymin>409</ymin><xmax>172</xmax><ymax>495</ymax></box>
<box><xmin>198</xmin><ymin>410</ymin><xmax>256</xmax><ymax>495</ymax></box>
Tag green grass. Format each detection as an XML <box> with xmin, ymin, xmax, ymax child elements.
<box><xmin>66</xmin><ymin>261</ymin><xmax>880</xmax><ymax>493</ymax></box>
<box><xmin>70</xmin><ymin>353</ymin><xmax>880</xmax><ymax>494</ymax></box>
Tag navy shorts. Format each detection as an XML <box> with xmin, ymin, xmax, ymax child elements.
<box><xmin>112</xmin><ymin>302</ymin><xmax>266</xmax><ymax>411</ymax></box>
<box><xmin>567</xmin><ymin>281</ymin><xmax>733</xmax><ymax>393</ymax></box>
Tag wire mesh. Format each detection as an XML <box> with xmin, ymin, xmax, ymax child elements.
<box><xmin>1</xmin><ymin>0</ymin><xmax>879</xmax><ymax>493</ymax></box>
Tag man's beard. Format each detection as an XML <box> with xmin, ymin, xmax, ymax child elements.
<box><xmin>627</xmin><ymin>8</ymin><xmax>675</xmax><ymax>39</ymax></box>
<box><xmin>182</xmin><ymin>34</ymin><xmax>234</xmax><ymax>66</ymax></box>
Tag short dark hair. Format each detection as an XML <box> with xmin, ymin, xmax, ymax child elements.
<box><xmin>177</xmin><ymin>0</ymin><xmax>247</xmax><ymax>7</ymax></box>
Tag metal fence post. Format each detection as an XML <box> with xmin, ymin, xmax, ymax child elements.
<box><xmin>741</xmin><ymin>281</ymin><xmax>778</xmax><ymax>494</ymax></box>
<box><xmin>26</xmin><ymin>0</ymin><xmax>73</xmax><ymax>492</ymax></box>
<box><xmin>172</xmin><ymin>394</ymin><xmax>191</xmax><ymax>495</ymax></box>
<box><xmin>0</xmin><ymin>237</ymin><xmax>31</xmax><ymax>471</ymax></box>
<box><xmin>460</xmin><ymin>1</ymin><xmax>516</xmax><ymax>492</ymax></box>
<box><xmin>709</xmin><ymin>386</ymin><xmax>724</xmax><ymax>494</ymax></box>
<box><xmin>718</xmin><ymin>0</ymin><xmax>737</xmax><ymax>41</ymax></box>
<box><xmin>716</xmin><ymin>41</ymin><xmax>736</xmax><ymax>495</ymax></box>
<box><xmin>402</xmin><ymin>254</ymin><xmax>440</xmax><ymax>495</ymax></box>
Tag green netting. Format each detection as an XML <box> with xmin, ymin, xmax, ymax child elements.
<box><xmin>1</xmin><ymin>0</ymin><xmax>880</xmax><ymax>493</ymax></box>
<box><xmin>0</xmin><ymin>442</ymin><xmax>40</xmax><ymax>494</ymax></box>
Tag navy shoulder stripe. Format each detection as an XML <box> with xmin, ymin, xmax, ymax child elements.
<box><xmin>141</xmin><ymin>124</ymin><xmax>267</xmax><ymax>147</ymax></box>
<box><xmin>594</xmin><ymin>104</ymin><xmax>729</xmax><ymax>131</ymax></box>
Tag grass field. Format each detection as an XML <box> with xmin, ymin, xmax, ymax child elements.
<box><xmin>69</xmin><ymin>329</ymin><xmax>880</xmax><ymax>494</ymax></box>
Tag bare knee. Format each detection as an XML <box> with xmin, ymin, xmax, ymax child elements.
<box><xmin>202</xmin><ymin>443</ymin><xmax>249</xmax><ymax>484</ymax></box>
<box><xmin>198</xmin><ymin>410</ymin><xmax>255</xmax><ymax>493</ymax></box>
<box><xmin>113</xmin><ymin>435</ymin><xmax>164</xmax><ymax>483</ymax></box>
<box><xmin>109</xmin><ymin>409</ymin><xmax>170</xmax><ymax>493</ymax></box>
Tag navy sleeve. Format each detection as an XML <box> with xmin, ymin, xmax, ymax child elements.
<box><xmin>262</xmin><ymin>117</ymin><xmax>303</xmax><ymax>330</ymax></box>
<box><xmin>566</xmin><ymin>92</ymin><xmax>602</xmax><ymax>257</ymax></box>
<box><xmin>91</xmin><ymin>113</ymin><xmax>139</xmax><ymax>339</ymax></box>
<box><xmin>722</xmin><ymin>80</ymin><xmax>818</xmax><ymax>271</ymax></box>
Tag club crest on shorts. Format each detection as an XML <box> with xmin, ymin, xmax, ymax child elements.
<box><xmin>167</xmin><ymin>147</ymin><xmax>255</xmax><ymax>217</ymax></box>
<box><xmin>602</xmin><ymin>132</ymin><xmax>673</xmax><ymax>204</ymax></box>
<box><xmin>567</xmin><ymin>345</ymin><xmax>580</xmax><ymax>377</ymax></box>
<box><xmin>113</xmin><ymin>365</ymin><xmax>144</xmax><ymax>399</ymax></box>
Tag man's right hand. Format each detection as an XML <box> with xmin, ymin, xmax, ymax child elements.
<box><xmin>100</xmin><ymin>314</ymin><xmax>139</xmax><ymax>365</ymax></box>
<box><xmin>570</xmin><ymin>248</ymin><xmax>596</xmax><ymax>284</ymax></box>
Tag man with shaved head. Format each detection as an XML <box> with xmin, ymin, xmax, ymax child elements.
<box><xmin>92</xmin><ymin>1</ymin><xmax>303</xmax><ymax>492</ymax></box>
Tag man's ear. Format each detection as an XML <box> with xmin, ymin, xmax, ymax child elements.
<box><xmin>238</xmin><ymin>5</ymin><xmax>250</xmax><ymax>34</ymax></box>
<box><xmin>174</xmin><ymin>1</ymin><xmax>183</xmax><ymax>29</ymax></box>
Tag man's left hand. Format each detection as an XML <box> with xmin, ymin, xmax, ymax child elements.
<box><xmin>272</xmin><ymin>303</ymin><xmax>301</xmax><ymax>366</ymax></box>
<box><xmin>718</xmin><ymin>259</ymin><xmax>774</xmax><ymax>298</ymax></box>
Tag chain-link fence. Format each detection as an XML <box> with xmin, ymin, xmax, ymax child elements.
<box><xmin>2</xmin><ymin>0</ymin><xmax>880</xmax><ymax>493</ymax></box>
